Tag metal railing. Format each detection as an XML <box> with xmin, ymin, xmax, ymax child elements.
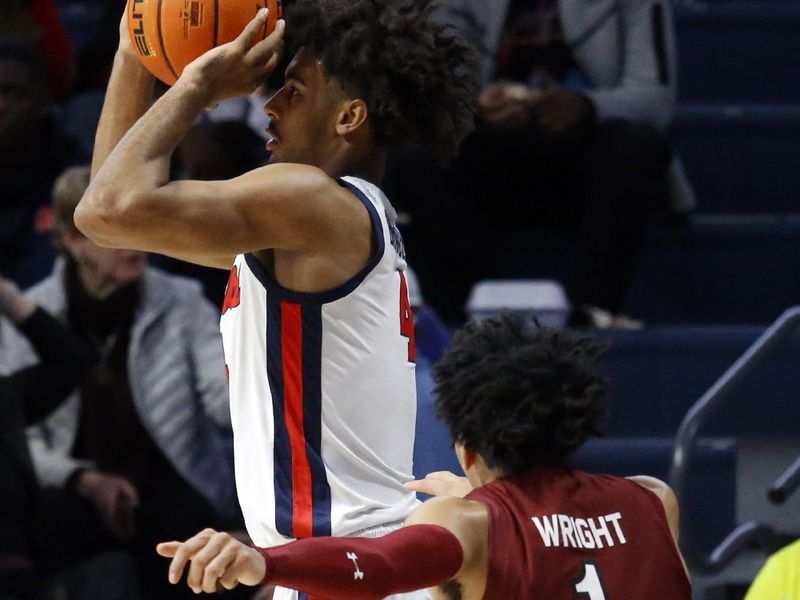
<box><xmin>669</xmin><ymin>306</ymin><xmax>800</xmax><ymax>574</ymax></box>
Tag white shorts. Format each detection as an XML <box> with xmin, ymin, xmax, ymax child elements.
<box><xmin>272</xmin><ymin>520</ymin><xmax>433</xmax><ymax>600</ymax></box>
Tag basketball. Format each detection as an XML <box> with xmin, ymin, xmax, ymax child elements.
<box><xmin>127</xmin><ymin>0</ymin><xmax>283</xmax><ymax>85</ymax></box>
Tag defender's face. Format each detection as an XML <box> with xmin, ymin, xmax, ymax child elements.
<box><xmin>263</xmin><ymin>49</ymin><xmax>342</xmax><ymax>166</ymax></box>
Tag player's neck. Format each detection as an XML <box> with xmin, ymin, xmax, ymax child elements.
<box><xmin>467</xmin><ymin>457</ymin><xmax>504</xmax><ymax>488</ymax></box>
<box><xmin>320</xmin><ymin>141</ymin><xmax>387</xmax><ymax>185</ymax></box>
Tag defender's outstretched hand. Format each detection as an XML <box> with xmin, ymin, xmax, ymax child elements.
<box><xmin>405</xmin><ymin>471</ymin><xmax>473</xmax><ymax>498</ymax></box>
<box><xmin>181</xmin><ymin>9</ymin><xmax>285</xmax><ymax>105</ymax></box>
<box><xmin>157</xmin><ymin>528</ymin><xmax>266</xmax><ymax>593</ymax></box>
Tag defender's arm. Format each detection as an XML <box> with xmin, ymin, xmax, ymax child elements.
<box><xmin>156</xmin><ymin>496</ymin><xmax>488</xmax><ymax>597</ymax></box>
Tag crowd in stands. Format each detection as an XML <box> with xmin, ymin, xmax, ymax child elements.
<box><xmin>0</xmin><ymin>0</ymin><xmax>797</xmax><ymax>599</ymax></box>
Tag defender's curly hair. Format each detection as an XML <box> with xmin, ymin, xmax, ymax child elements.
<box><xmin>285</xmin><ymin>0</ymin><xmax>480</xmax><ymax>162</ymax></box>
<box><xmin>433</xmin><ymin>313</ymin><xmax>607</xmax><ymax>475</ymax></box>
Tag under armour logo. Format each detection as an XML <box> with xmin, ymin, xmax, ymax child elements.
<box><xmin>346</xmin><ymin>552</ymin><xmax>364</xmax><ymax>580</ymax></box>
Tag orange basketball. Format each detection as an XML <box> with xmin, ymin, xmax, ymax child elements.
<box><xmin>127</xmin><ymin>0</ymin><xmax>283</xmax><ymax>85</ymax></box>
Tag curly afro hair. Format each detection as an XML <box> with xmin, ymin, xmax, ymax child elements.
<box><xmin>284</xmin><ymin>0</ymin><xmax>480</xmax><ymax>163</ymax></box>
<box><xmin>433</xmin><ymin>313</ymin><xmax>607</xmax><ymax>475</ymax></box>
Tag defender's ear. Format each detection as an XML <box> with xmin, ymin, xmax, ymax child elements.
<box><xmin>335</xmin><ymin>99</ymin><xmax>368</xmax><ymax>136</ymax></box>
<box><xmin>455</xmin><ymin>443</ymin><xmax>478</xmax><ymax>471</ymax></box>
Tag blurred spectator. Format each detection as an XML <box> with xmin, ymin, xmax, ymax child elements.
<box><xmin>744</xmin><ymin>539</ymin><xmax>800</xmax><ymax>600</ymax></box>
<box><xmin>0</xmin><ymin>0</ymin><xmax>76</xmax><ymax>100</ymax></box>
<box><xmin>0</xmin><ymin>166</ymin><xmax>240</xmax><ymax>599</ymax></box>
<box><xmin>0</xmin><ymin>275</ymin><xmax>138</xmax><ymax>600</ymax></box>
<box><xmin>74</xmin><ymin>0</ymin><xmax>124</xmax><ymax>91</ymax></box>
<box><xmin>0</xmin><ymin>38</ymin><xmax>86</xmax><ymax>288</ymax></box>
<box><xmin>384</xmin><ymin>0</ymin><xmax>681</xmax><ymax>326</ymax></box>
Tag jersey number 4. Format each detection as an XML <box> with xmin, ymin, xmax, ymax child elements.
<box><xmin>398</xmin><ymin>271</ymin><xmax>415</xmax><ymax>362</ymax></box>
<box><xmin>573</xmin><ymin>562</ymin><xmax>608</xmax><ymax>599</ymax></box>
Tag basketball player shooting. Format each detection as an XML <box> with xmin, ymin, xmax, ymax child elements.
<box><xmin>155</xmin><ymin>314</ymin><xmax>691</xmax><ymax>598</ymax></box>
<box><xmin>76</xmin><ymin>1</ymin><xmax>478</xmax><ymax>599</ymax></box>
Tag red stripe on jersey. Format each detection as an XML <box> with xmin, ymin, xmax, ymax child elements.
<box><xmin>281</xmin><ymin>301</ymin><xmax>314</xmax><ymax>538</ymax></box>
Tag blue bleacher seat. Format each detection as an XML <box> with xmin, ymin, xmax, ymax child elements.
<box><xmin>671</xmin><ymin>105</ymin><xmax>800</xmax><ymax>214</ymax></box>
<box><xmin>489</xmin><ymin>218</ymin><xmax>800</xmax><ymax>325</ymax></box>
<box><xmin>675</xmin><ymin>2</ymin><xmax>800</xmax><ymax>104</ymax></box>
<box><xmin>595</xmin><ymin>326</ymin><xmax>800</xmax><ymax>437</ymax></box>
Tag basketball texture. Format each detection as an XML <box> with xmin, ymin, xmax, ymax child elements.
<box><xmin>128</xmin><ymin>0</ymin><xmax>283</xmax><ymax>85</ymax></box>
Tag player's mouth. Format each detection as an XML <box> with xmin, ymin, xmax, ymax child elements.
<box><xmin>265</xmin><ymin>126</ymin><xmax>280</xmax><ymax>151</ymax></box>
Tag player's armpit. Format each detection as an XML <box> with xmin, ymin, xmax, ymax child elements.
<box><xmin>258</xmin><ymin>524</ymin><xmax>464</xmax><ymax>600</ymax></box>
<box><xmin>76</xmin><ymin>163</ymin><xmax>364</xmax><ymax>263</ymax></box>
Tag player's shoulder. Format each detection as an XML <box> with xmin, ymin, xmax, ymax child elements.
<box><xmin>248</xmin><ymin>164</ymin><xmax>375</xmax><ymax>230</ymax></box>
<box><xmin>626</xmin><ymin>475</ymin><xmax>676</xmax><ymax>506</ymax></box>
<box><xmin>249</xmin><ymin>163</ymin><xmax>360</xmax><ymax>202</ymax></box>
<box><xmin>626</xmin><ymin>475</ymin><xmax>680</xmax><ymax>538</ymax></box>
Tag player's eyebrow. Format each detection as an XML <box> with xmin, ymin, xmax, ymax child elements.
<box><xmin>284</xmin><ymin>68</ymin><xmax>307</xmax><ymax>88</ymax></box>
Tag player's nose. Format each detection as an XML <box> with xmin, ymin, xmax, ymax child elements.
<box><xmin>263</xmin><ymin>87</ymin><xmax>285</xmax><ymax>120</ymax></box>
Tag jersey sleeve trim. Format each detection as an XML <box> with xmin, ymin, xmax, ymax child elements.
<box><xmin>243</xmin><ymin>180</ymin><xmax>386</xmax><ymax>305</ymax></box>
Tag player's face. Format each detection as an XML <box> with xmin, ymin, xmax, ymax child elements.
<box><xmin>63</xmin><ymin>229</ymin><xmax>148</xmax><ymax>294</ymax></box>
<box><xmin>263</xmin><ymin>49</ymin><xmax>345</xmax><ymax>166</ymax></box>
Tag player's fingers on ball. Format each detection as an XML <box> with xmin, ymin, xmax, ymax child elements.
<box><xmin>248</xmin><ymin>20</ymin><xmax>285</xmax><ymax>64</ymax></box>
<box><xmin>237</xmin><ymin>8</ymin><xmax>270</xmax><ymax>51</ymax></box>
<box><xmin>264</xmin><ymin>45</ymin><xmax>283</xmax><ymax>72</ymax></box>
<box><xmin>186</xmin><ymin>532</ymin><xmax>230</xmax><ymax>591</ymax></box>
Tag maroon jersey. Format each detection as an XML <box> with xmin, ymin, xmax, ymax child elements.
<box><xmin>466</xmin><ymin>467</ymin><xmax>691</xmax><ymax>600</ymax></box>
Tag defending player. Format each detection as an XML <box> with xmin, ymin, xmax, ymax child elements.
<box><xmin>76</xmin><ymin>1</ymin><xmax>478</xmax><ymax>599</ymax></box>
<box><xmin>157</xmin><ymin>314</ymin><xmax>691</xmax><ymax>599</ymax></box>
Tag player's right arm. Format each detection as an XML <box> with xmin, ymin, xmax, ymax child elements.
<box><xmin>78</xmin><ymin>13</ymin><xmax>373</xmax><ymax>278</ymax></box>
<box><xmin>88</xmin><ymin>11</ymin><xmax>232</xmax><ymax>269</ymax></box>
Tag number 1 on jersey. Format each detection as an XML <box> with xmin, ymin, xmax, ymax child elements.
<box><xmin>573</xmin><ymin>562</ymin><xmax>607</xmax><ymax>599</ymax></box>
<box><xmin>398</xmin><ymin>271</ymin><xmax>415</xmax><ymax>362</ymax></box>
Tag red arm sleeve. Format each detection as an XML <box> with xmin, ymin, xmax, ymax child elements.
<box><xmin>257</xmin><ymin>524</ymin><xmax>464</xmax><ymax>600</ymax></box>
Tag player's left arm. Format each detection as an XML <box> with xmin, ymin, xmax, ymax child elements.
<box><xmin>156</xmin><ymin>497</ymin><xmax>487</xmax><ymax>597</ymax></box>
<box><xmin>76</xmin><ymin>11</ymin><xmax>285</xmax><ymax>268</ymax></box>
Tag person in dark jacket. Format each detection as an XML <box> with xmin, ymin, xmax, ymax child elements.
<box><xmin>0</xmin><ymin>275</ymin><xmax>138</xmax><ymax>600</ymax></box>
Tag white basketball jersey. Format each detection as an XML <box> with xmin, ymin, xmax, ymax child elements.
<box><xmin>219</xmin><ymin>176</ymin><xmax>419</xmax><ymax>547</ymax></box>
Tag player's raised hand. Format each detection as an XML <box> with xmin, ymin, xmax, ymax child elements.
<box><xmin>405</xmin><ymin>471</ymin><xmax>474</xmax><ymax>498</ymax></box>
<box><xmin>181</xmin><ymin>9</ymin><xmax>285</xmax><ymax>106</ymax></box>
<box><xmin>157</xmin><ymin>528</ymin><xmax>266</xmax><ymax>593</ymax></box>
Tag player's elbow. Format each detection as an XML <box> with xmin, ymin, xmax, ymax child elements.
<box><xmin>74</xmin><ymin>186</ymin><xmax>142</xmax><ymax>248</ymax></box>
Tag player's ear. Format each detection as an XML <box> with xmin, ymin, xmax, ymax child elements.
<box><xmin>335</xmin><ymin>99</ymin><xmax>368</xmax><ymax>136</ymax></box>
<box><xmin>455</xmin><ymin>443</ymin><xmax>477</xmax><ymax>471</ymax></box>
